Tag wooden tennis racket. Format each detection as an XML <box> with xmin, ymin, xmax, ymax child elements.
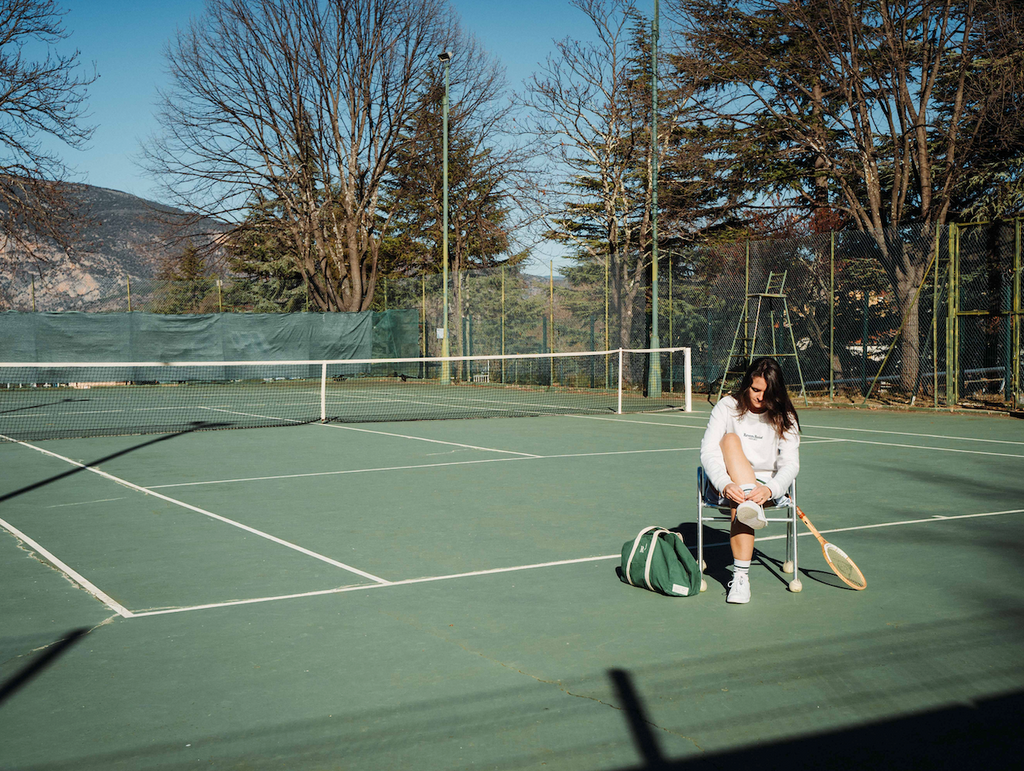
<box><xmin>796</xmin><ymin>507</ymin><xmax>866</xmax><ymax>590</ymax></box>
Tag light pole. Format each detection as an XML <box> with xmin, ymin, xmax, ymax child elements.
<box><xmin>439</xmin><ymin>50</ymin><xmax>452</xmax><ymax>384</ymax></box>
<box><xmin>647</xmin><ymin>0</ymin><xmax>663</xmax><ymax>397</ymax></box>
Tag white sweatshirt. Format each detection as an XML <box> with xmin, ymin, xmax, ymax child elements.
<box><xmin>699</xmin><ymin>395</ymin><xmax>800</xmax><ymax>499</ymax></box>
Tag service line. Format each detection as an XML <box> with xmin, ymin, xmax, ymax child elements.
<box><xmin>125</xmin><ymin>506</ymin><xmax>1024</xmax><ymax>618</ymax></box>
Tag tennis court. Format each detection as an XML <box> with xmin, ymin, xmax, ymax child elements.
<box><xmin>2</xmin><ymin>398</ymin><xmax>1023</xmax><ymax>770</ymax></box>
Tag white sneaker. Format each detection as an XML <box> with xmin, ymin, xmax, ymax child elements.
<box><xmin>736</xmin><ymin>499</ymin><xmax>767</xmax><ymax>530</ymax></box>
<box><xmin>727</xmin><ymin>572</ymin><xmax>750</xmax><ymax>604</ymax></box>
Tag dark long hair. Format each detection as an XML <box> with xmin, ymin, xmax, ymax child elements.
<box><xmin>731</xmin><ymin>357</ymin><xmax>800</xmax><ymax>436</ymax></box>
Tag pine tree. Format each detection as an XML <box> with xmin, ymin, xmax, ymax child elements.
<box><xmin>154</xmin><ymin>245</ymin><xmax>217</xmax><ymax>314</ymax></box>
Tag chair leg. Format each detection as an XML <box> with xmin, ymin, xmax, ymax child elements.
<box><xmin>787</xmin><ymin>508</ymin><xmax>802</xmax><ymax>592</ymax></box>
<box><xmin>697</xmin><ymin>507</ymin><xmax>708</xmax><ymax>592</ymax></box>
<box><xmin>782</xmin><ymin>518</ymin><xmax>795</xmax><ymax>574</ymax></box>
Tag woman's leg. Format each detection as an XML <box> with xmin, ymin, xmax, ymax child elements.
<box><xmin>720</xmin><ymin>433</ymin><xmax>756</xmax><ymax>486</ymax></box>
<box><xmin>730</xmin><ymin>520</ymin><xmax>755</xmax><ymax>561</ymax></box>
<box><xmin>720</xmin><ymin>433</ymin><xmax>756</xmax><ymax>561</ymax></box>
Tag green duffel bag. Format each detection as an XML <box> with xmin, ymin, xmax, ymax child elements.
<box><xmin>619</xmin><ymin>526</ymin><xmax>701</xmax><ymax>597</ymax></box>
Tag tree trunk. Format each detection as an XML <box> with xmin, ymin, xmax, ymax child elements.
<box><xmin>895</xmin><ymin>253</ymin><xmax>928</xmax><ymax>395</ymax></box>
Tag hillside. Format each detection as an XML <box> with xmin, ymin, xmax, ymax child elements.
<box><xmin>0</xmin><ymin>183</ymin><xmax>224</xmax><ymax>312</ymax></box>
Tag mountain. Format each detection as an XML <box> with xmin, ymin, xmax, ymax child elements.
<box><xmin>0</xmin><ymin>183</ymin><xmax>224</xmax><ymax>312</ymax></box>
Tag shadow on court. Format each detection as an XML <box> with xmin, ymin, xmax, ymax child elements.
<box><xmin>8</xmin><ymin>662</ymin><xmax>1019</xmax><ymax>770</ymax></box>
<box><xmin>0</xmin><ymin>628</ymin><xmax>88</xmax><ymax>708</ymax></box>
<box><xmin>669</xmin><ymin>523</ymin><xmax>850</xmax><ymax>593</ymax></box>
<box><xmin>610</xmin><ymin>668</ymin><xmax>1023</xmax><ymax>771</ymax></box>
<box><xmin>0</xmin><ymin>421</ymin><xmax>229</xmax><ymax>506</ymax></box>
<box><xmin>0</xmin><ymin>397</ymin><xmax>90</xmax><ymax>416</ymax></box>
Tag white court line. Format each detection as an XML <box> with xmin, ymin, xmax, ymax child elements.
<box><xmin>568</xmin><ymin>414</ymin><xmax>704</xmax><ymax>429</ymax></box>
<box><xmin>318</xmin><ymin>423</ymin><xmax>541</xmax><ymax>457</ymax></box>
<box><xmin>753</xmin><ymin>508</ymin><xmax>1024</xmax><ymax>543</ymax></box>
<box><xmin>574</xmin><ymin>414</ymin><xmax>1024</xmax><ymax>458</ymax></box>
<box><xmin>148</xmin><ymin>447</ymin><xmax>700</xmax><ymax>489</ymax></box>
<box><xmin>150</xmin><ymin>457</ymin><xmax>530</xmax><ymax>487</ymax></box>
<box><xmin>46</xmin><ymin>497</ymin><xmax>127</xmax><ymax>509</ymax></box>
<box><xmin>125</xmin><ymin>506</ymin><xmax>1024</xmax><ymax>618</ymax></box>
<box><xmin>129</xmin><ymin>555</ymin><xmax>617</xmax><ymax>618</ymax></box>
<box><xmin>201</xmin><ymin>406</ymin><xmax>541</xmax><ymax>458</ymax></box>
<box><xmin>656</xmin><ymin>410</ymin><xmax>1024</xmax><ymax>446</ymax></box>
<box><xmin>801</xmin><ymin>435</ymin><xmax>1024</xmax><ymax>459</ymax></box>
<box><xmin>0</xmin><ymin>515</ymin><xmax>133</xmax><ymax>618</ymax></box>
<box><xmin>333</xmin><ymin>390</ymin><xmax>616</xmax><ymax>417</ymax></box>
<box><xmin>801</xmin><ymin>424</ymin><xmax>1024</xmax><ymax>446</ymax></box>
<box><xmin>1</xmin><ymin>434</ymin><xmax>390</xmax><ymax>585</ymax></box>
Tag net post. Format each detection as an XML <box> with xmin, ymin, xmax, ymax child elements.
<box><xmin>617</xmin><ymin>349</ymin><xmax>624</xmax><ymax>414</ymax></box>
<box><xmin>320</xmin><ymin>362</ymin><xmax>327</xmax><ymax>422</ymax></box>
<box><xmin>684</xmin><ymin>347</ymin><xmax>692</xmax><ymax>412</ymax></box>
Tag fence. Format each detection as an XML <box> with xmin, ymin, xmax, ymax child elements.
<box><xmin>4</xmin><ymin>221</ymin><xmax>1021</xmax><ymax>409</ymax></box>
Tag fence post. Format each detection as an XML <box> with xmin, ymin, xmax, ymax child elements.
<box><xmin>829</xmin><ymin>232</ymin><xmax>834</xmax><ymax>402</ymax></box>
<box><xmin>669</xmin><ymin>261</ymin><xmax>674</xmax><ymax>393</ymax></box>
<box><xmin>933</xmin><ymin>234</ymin><xmax>940</xmax><ymax>408</ymax></box>
<box><xmin>684</xmin><ymin>347</ymin><xmax>692</xmax><ymax>412</ymax></box>
<box><xmin>946</xmin><ymin>224</ymin><xmax>958</xmax><ymax>406</ymax></box>
<box><xmin>550</xmin><ymin>261</ymin><xmax>555</xmax><ymax>385</ymax></box>
<box><xmin>862</xmin><ymin>291</ymin><xmax>869</xmax><ymax>396</ymax></box>
<box><xmin>320</xmin><ymin>362</ymin><xmax>327</xmax><ymax>422</ymax></box>
<box><xmin>617</xmin><ymin>348</ymin><xmax>623</xmax><ymax>414</ymax></box>
<box><xmin>590</xmin><ymin>313</ymin><xmax>596</xmax><ymax>388</ymax></box>
<box><xmin>1014</xmin><ymin>218</ymin><xmax>1022</xmax><ymax>405</ymax></box>
<box><xmin>1004</xmin><ymin>248</ymin><xmax>1013</xmax><ymax>400</ymax></box>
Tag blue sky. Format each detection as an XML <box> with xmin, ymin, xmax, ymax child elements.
<box><xmin>49</xmin><ymin>0</ymin><xmax>595</xmax><ymax>200</ymax></box>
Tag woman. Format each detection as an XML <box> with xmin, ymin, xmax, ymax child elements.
<box><xmin>700</xmin><ymin>357</ymin><xmax>800</xmax><ymax>604</ymax></box>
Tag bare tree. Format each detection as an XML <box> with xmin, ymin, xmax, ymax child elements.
<box><xmin>143</xmin><ymin>0</ymin><xmax>453</xmax><ymax>312</ymax></box>
<box><xmin>523</xmin><ymin>0</ymin><xmax>653</xmax><ymax>348</ymax></box>
<box><xmin>0</xmin><ymin>0</ymin><xmax>95</xmax><ymax>262</ymax></box>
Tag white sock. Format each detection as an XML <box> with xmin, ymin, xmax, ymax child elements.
<box><xmin>739</xmin><ymin>483</ymin><xmax>756</xmax><ymax>498</ymax></box>
<box><xmin>733</xmin><ymin>558</ymin><xmax>751</xmax><ymax>576</ymax></box>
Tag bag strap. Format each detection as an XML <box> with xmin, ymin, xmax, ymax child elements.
<box><xmin>626</xmin><ymin>526</ymin><xmax>671</xmax><ymax>590</ymax></box>
<box><xmin>644</xmin><ymin>529</ymin><xmax>681</xmax><ymax>590</ymax></box>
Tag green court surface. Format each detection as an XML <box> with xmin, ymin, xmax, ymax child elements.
<box><xmin>2</xmin><ymin>406</ymin><xmax>1023</xmax><ymax>770</ymax></box>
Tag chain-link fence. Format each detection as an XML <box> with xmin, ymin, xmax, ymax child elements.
<box><xmin>5</xmin><ymin>220</ymin><xmax>1021</xmax><ymax>409</ymax></box>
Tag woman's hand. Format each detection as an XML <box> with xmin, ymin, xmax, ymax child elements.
<box><xmin>722</xmin><ymin>483</ymin><xmax>747</xmax><ymax>503</ymax></box>
<box><xmin>723</xmin><ymin>483</ymin><xmax>773</xmax><ymax>505</ymax></box>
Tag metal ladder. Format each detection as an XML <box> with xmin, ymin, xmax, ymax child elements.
<box><xmin>716</xmin><ymin>271</ymin><xmax>807</xmax><ymax>404</ymax></box>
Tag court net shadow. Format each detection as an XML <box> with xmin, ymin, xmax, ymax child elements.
<box><xmin>0</xmin><ymin>397</ymin><xmax>90</xmax><ymax>416</ymax></box>
<box><xmin>0</xmin><ymin>421</ymin><xmax>229</xmax><ymax>506</ymax></box>
<box><xmin>0</xmin><ymin>628</ymin><xmax>88</xmax><ymax>708</ymax></box>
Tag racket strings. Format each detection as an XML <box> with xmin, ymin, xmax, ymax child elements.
<box><xmin>824</xmin><ymin>544</ymin><xmax>867</xmax><ymax>589</ymax></box>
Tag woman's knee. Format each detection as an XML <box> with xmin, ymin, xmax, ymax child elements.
<box><xmin>720</xmin><ymin>432</ymin><xmax>742</xmax><ymax>452</ymax></box>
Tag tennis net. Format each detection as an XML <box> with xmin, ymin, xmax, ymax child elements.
<box><xmin>0</xmin><ymin>347</ymin><xmax>691</xmax><ymax>441</ymax></box>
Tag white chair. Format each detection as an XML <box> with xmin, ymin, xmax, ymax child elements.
<box><xmin>696</xmin><ymin>466</ymin><xmax>801</xmax><ymax>593</ymax></box>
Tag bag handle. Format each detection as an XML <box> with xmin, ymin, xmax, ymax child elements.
<box><xmin>625</xmin><ymin>526</ymin><xmax>660</xmax><ymax>587</ymax></box>
<box><xmin>645</xmin><ymin>530</ymin><xmax>687</xmax><ymax>591</ymax></box>
<box><xmin>626</xmin><ymin>526</ymin><xmax>672</xmax><ymax>591</ymax></box>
